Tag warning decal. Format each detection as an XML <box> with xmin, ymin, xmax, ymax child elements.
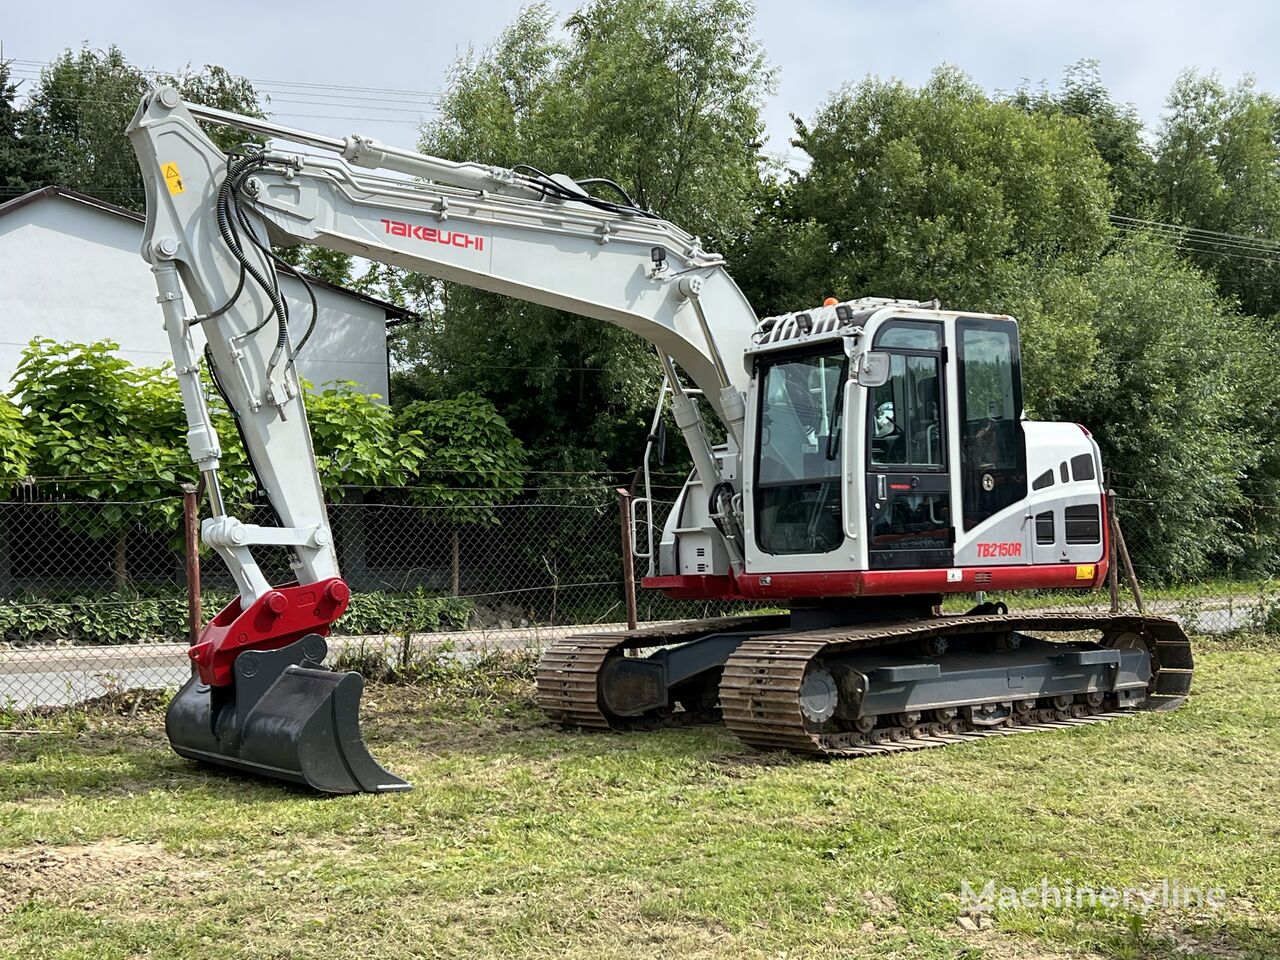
<box><xmin>162</xmin><ymin>162</ymin><xmax>185</xmax><ymax>195</ymax></box>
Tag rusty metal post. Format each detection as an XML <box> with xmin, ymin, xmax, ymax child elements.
<box><xmin>617</xmin><ymin>487</ymin><xmax>638</xmax><ymax>630</ymax></box>
<box><xmin>1114</xmin><ymin>523</ymin><xmax>1145</xmax><ymax>614</ymax></box>
<box><xmin>181</xmin><ymin>482</ymin><xmax>202</xmax><ymax>648</ymax></box>
<box><xmin>1111</xmin><ymin>503</ymin><xmax>1145</xmax><ymax>615</ymax></box>
<box><xmin>1107</xmin><ymin>490</ymin><xmax>1120</xmax><ymax>614</ymax></box>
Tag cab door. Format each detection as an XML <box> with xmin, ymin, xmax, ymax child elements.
<box><xmin>864</xmin><ymin>321</ymin><xmax>953</xmax><ymax>570</ymax></box>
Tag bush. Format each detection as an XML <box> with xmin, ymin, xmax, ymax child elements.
<box><xmin>338</xmin><ymin>589</ymin><xmax>474</xmax><ymax>635</ymax></box>
<box><xmin>0</xmin><ymin>588</ymin><xmax>475</xmax><ymax>646</ymax></box>
<box><xmin>0</xmin><ymin>591</ymin><xmax>187</xmax><ymax>646</ymax></box>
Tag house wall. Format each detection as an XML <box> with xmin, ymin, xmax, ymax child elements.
<box><xmin>0</xmin><ymin>195</ymin><xmax>390</xmax><ymax>398</ymax></box>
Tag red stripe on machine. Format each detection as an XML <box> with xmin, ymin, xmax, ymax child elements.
<box><xmin>644</xmin><ymin>561</ymin><xmax>1109</xmax><ymax>601</ymax></box>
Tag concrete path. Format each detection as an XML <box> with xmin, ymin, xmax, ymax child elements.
<box><xmin>0</xmin><ymin>601</ymin><xmax>1263</xmax><ymax>710</ymax></box>
<box><xmin>0</xmin><ymin>623</ymin><xmax>632</xmax><ymax>709</ymax></box>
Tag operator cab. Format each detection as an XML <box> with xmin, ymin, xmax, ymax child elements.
<box><xmin>650</xmin><ymin>297</ymin><xmax>1108</xmax><ymax>600</ymax></box>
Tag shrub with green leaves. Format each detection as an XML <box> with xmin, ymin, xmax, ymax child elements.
<box><xmin>0</xmin><ymin>397</ymin><xmax>32</xmax><ymax>482</ymax></box>
<box><xmin>340</xmin><ymin>588</ymin><xmax>473</xmax><ymax>635</ymax></box>
<box><xmin>396</xmin><ymin>394</ymin><xmax>527</xmax><ymax>521</ymax></box>
<box><xmin>8</xmin><ymin>339</ymin><xmax>191</xmax><ymax>586</ymax></box>
<box><xmin>304</xmin><ymin>380</ymin><xmax>425</xmax><ymax>498</ymax></box>
<box><xmin>0</xmin><ymin>589</ymin><xmax>474</xmax><ymax>646</ymax></box>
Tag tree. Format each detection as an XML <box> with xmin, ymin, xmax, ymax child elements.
<box><xmin>1046</xmin><ymin>237</ymin><xmax>1267</xmax><ymax>580</ymax></box>
<box><xmin>758</xmin><ymin>66</ymin><xmax>1280</xmax><ymax>581</ymax></box>
<box><xmin>0</xmin><ymin>59</ymin><xmax>62</xmax><ymax>196</ymax></box>
<box><xmin>786</xmin><ymin>66</ymin><xmax>1114</xmax><ymax>310</ymax></box>
<box><xmin>770</xmin><ymin>65</ymin><xmax>1120</xmax><ymax>425</ymax></box>
<box><xmin>276</xmin><ymin>245</ymin><xmax>353</xmax><ymax>287</ymax></box>
<box><xmin>8</xmin><ymin>340</ymin><xmax>191</xmax><ymax>587</ymax></box>
<box><xmin>20</xmin><ymin>47</ymin><xmax>149</xmax><ymax>208</ymax></box>
<box><xmin>169</xmin><ymin>63</ymin><xmax>266</xmax><ymax>154</ymax></box>
<box><xmin>719</xmin><ymin>178</ymin><xmax>832</xmax><ymax>319</ymax></box>
<box><xmin>20</xmin><ymin>47</ymin><xmax>262</xmax><ymax>209</ymax></box>
<box><xmin>393</xmin><ymin>0</ymin><xmax>774</xmax><ymax>473</ymax></box>
<box><xmin>396</xmin><ymin>394</ymin><xmax>526</xmax><ymax>595</ymax></box>
<box><xmin>1012</xmin><ymin>60</ymin><xmax>1155</xmax><ymax>217</ymax></box>
<box><xmin>1151</xmin><ymin>71</ymin><xmax>1280</xmax><ymax>317</ymax></box>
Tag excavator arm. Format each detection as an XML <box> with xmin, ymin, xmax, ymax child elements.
<box><xmin>125</xmin><ymin>88</ymin><xmax>758</xmax><ymax>792</ymax></box>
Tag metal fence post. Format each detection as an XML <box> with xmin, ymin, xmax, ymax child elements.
<box><xmin>1107</xmin><ymin>489</ymin><xmax>1120</xmax><ymax>614</ymax></box>
<box><xmin>181</xmin><ymin>483</ymin><xmax>202</xmax><ymax>649</ymax></box>
<box><xmin>617</xmin><ymin>487</ymin><xmax>638</xmax><ymax>630</ymax></box>
<box><xmin>1110</xmin><ymin>501</ymin><xmax>1145</xmax><ymax>615</ymax></box>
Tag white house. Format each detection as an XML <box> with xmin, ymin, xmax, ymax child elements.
<box><xmin>0</xmin><ymin>186</ymin><xmax>414</xmax><ymax>399</ymax></box>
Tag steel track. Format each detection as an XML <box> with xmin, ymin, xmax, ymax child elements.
<box><xmin>535</xmin><ymin>612</ymin><xmax>1194</xmax><ymax>758</ymax></box>
<box><xmin>534</xmin><ymin>615</ymin><xmax>781</xmax><ymax>730</ymax></box>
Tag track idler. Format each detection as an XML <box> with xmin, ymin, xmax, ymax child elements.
<box><xmin>165</xmin><ymin>634</ymin><xmax>410</xmax><ymax>794</ymax></box>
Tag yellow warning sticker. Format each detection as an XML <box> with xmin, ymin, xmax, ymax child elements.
<box><xmin>162</xmin><ymin>162</ymin><xmax>185</xmax><ymax>195</ymax></box>
<box><xmin>1076</xmin><ymin>564</ymin><xmax>1096</xmax><ymax>581</ymax></box>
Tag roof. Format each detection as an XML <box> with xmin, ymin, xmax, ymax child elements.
<box><xmin>0</xmin><ymin>185</ymin><xmax>419</xmax><ymax>322</ymax></box>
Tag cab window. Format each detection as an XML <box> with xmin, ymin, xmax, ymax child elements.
<box><xmin>754</xmin><ymin>347</ymin><xmax>846</xmax><ymax>554</ymax></box>
<box><xmin>868</xmin><ymin>354</ymin><xmax>943</xmax><ymax>468</ymax></box>
<box><xmin>958</xmin><ymin>319</ymin><xmax>1026</xmax><ymax>529</ymax></box>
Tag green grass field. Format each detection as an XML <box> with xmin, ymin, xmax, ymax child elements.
<box><xmin>1</xmin><ymin>637</ymin><xmax>1278</xmax><ymax>960</ymax></box>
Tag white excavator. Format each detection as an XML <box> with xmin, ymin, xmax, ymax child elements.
<box><xmin>126</xmin><ymin>88</ymin><xmax>1192</xmax><ymax>793</ymax></box>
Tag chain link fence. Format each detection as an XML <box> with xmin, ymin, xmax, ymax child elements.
<box><xmin>0</xmin><ymin>478</ymin><xmax>1275</xmax><ymax>710</ymax></box>
<box><xmin>0</xmin><ymin>477</ymin><xmax>753</xmax><ymax>709</ymax></box>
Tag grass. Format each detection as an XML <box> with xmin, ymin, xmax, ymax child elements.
<box><xmin>1</xmin><ymin>636</ymin><xmax>1278</xmax><ymax>959</ymax></box>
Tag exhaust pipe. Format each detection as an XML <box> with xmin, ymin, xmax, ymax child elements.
<box><xmin>166</xmin><ymin>634</ymin><xmax>410</xmax><ymax>794</ymax></box>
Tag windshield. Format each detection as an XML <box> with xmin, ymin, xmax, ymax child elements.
<box><xmin>754</xmin><ymin>347</ymin><xmax>847</xmax><ymax>555</ymax></box>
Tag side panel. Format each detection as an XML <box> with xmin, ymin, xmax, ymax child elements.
<box><xmin>953</xmin><ymin>421</ymin><xmax>1105</xmax><ymax>567</ymax></box>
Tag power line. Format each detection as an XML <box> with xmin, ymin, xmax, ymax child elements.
<box><xmin>3</xmin><ymin>89</ymin><xmax>435</xmax><ymax>127</ymax></box>
<box><xmin>1110</xmin><ymin>219</ymin><xmax>1280</xmax><ymax>255</ymax></box>
<box><xmin>3</xmin><ymin>57</ymin><xmax>443</xmax><ymax>128</ymax></box>
<box><xmin>4</xmin><ymin>73</ymin><xmax>440</xmax><ymax>114</ymax></box>
<box><xmin>1111</xmin><ymin>214</ymin><xmax>1280</xmax><ymax>252</ymax></box>
<box><xmin>1114</xmin><ymin>226</ymin><xmax>1280</xmax><ymax>261</ymax></box>
<box><xmin>1112</xmin><ymin>226</ymin><xmax>1280</xmax><ymax>264</ymax></box>
<box><xmin>1112</xmin><ymin>227</ymin><xmax>1280</xmax><ymax>267</ymax></box>
<box><xmin>261</xmin><ymin>112</ymin><xmax>428</xmax><ymax>127</ymax></box>
<box><xmin>3</xmin><ymin>57</ymin><xmax>443</xmax><ymax>101</ymax></box>
<box><xmin>1109</xmin><ymin>215</ymin><xmax>1280</xmax><ymax>272</ymax></box>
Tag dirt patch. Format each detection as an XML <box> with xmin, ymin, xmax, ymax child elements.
<box><xmin>860</xmin><ymin>891</ymin><xmax>899</xmax><ymax>915</ymax></box>
<box><xmin>954</xmin><ymin>925</ymin><xmax>1107</xmax><ymax>960</ymax></box>
<box><xmin>0</xmin><ymin>839</ymin><xmax>179</xmax><ymax>914</ymax></box>
<box><xmin>1145</xmin><ymin>908</ymin><xmax>1273</xmax><ymax>959</ymax></box>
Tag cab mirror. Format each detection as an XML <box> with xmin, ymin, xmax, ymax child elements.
<box><xmin>857</xmin><ymin>351</ymin><xmax>891</xmax><ymax>388</ymax></box>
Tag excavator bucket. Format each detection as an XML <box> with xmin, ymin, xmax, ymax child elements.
<box><xmin>165</xmin><ymin>634</ymin><xmax>410</xmax><ymax>794</ymax></box>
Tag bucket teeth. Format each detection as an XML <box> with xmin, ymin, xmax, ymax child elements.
<box><xmin>165</xmin><ymin>636</ymin><xmax>410</xmax><ymax>795</ymax></box>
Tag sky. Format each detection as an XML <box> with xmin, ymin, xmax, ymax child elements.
<box><xmin>2</xmin><ymin>0</ymin><xmax>1277</xmax><ymax>166</ymax></box>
